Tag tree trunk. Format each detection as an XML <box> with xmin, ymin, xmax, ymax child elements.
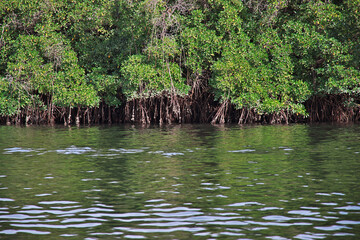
<box><xmin>88</xmin><ymin>108</ymin><xmax>91</xmax><ymax>125</ymax></box>
<box><xmin>50</xmin><ymin>95</ymin><xmax>55</xmax><ymax>125</ymax></box>
<box><xmin>68</xmin><ymin>106</ymin><xmax>72</xmax><ymax>126</ymax></box>
<box><xmin>131</xmin><ymin>99</ymin><xmax>135</xmax><ymax>122</ymax></box>
<box><xmin>101</xmin><ymin>102</ymin><xmax>105</xmax><ymax>123</ymax></box>
<box><xmin>76</xmin><ymin>105</ymin><xmax>80</xmax><ymax>126</ymax></box>
<box><xmin>108</xmin><ymin>106</ymin><xmax>112</xmax><ymax>124</ymax></box>
<box><xmin>159</xmin><ymin>97</ymin><xmax>163</xmax><ymax>125</ymax></box>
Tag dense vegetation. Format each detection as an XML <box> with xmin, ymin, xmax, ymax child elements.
<box><xmin>1</xmin><ymin>0</ymin><xmax>359</xmax><ymax>125</ymax></box>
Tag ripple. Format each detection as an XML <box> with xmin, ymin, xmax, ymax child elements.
<box><xmin>19</xmin><ymin>209</ymin><xmax>86</xmax><ymax>215</ymax></box>
<box><xmin>148</xmin><ymin>151</ymin><xmax>164</xmax><ymax>154</ymax></box>
<box><xmin>90</xmin><ymin>153</ymin><xmax>119</xmax><ymax>157</ymax></box>
<box><xmin>145</xmin><ymin>199</ymin><xmax>165</xmax><ymax>203</ymax></box>
<box><xmin>259</xmin><ymin>207</ymin><xmax>284</xmax><ymax>211</ymax></box>
<box><xmin>90</xmin><ymin>232</ymin><xmax>123</xmax><ymax>236</ymax></box>
<box><xmin>144</xmin><ymin>203</ymin><xmax>172</xmax><ymax>208</ymax></box>
<box><xmin>215</xmin><ymin>212</ymin><xmax>239</xmax><ymax>216</ymax></box>
<box><xmin>139</xmin><ymin>222</ymin><xmax>193</xmax><ymax>227</ymax></box>
<box><xmin>228</xmin><ymin>149</ymin><xmax>255</xmax><ymax>153</ymax></box>
<box><xmin>314</xmin><ymin>225</ymin><xmax>351</xmax><ymax>231</ymax></box>
<box><xmin>215</xmin><ymin>194</ymin><xmax>228</xmax><ymax>198</ymax></box>
<box><xmin>114</xmin><ymin>215</ymin><xmax>241</xmax><ymax>224</ymax></box>
<box><xmin>294</xmin><ymin>232</ymin><xmax>328</xmax><ymax>239</ymax></box>
<box><xmin>332</xmin><ymin>192</ymin><xmax>345</xmax><ymax>196</ymax></box>
<box><xmin>56</xmin><ymin>146</ymin><xmax>95</xmax><ymax>155</ymax></box>
<box><xmin>337</xmin><ymin>220</ymin><xmax>360</xmax><ymax>224</ymax></box>
<box><xmin>124</xmin><ymin>235</ymin><xmax>146</xmax><ymax>239</ymax></box>
<box><xmin>61</xmin><ymin>217</ymin><xmax>108</xmax><ymax>223</ymax></box>
<box><xmin>332</xmin><ymin>232</ymin><xmax>355</xmax><ymax>236</ymax></box>
<box><xmin>194</xmin><ymin>232</ymin><xmax>211</xmax><ymax>236</ymax></box>
<box><xmin>153</xmin><ymin>211</ymin><xmax>203</xmax><ymax>217</ymax></box>
<box><xmin>205</xmin><ymin>220</ymin><xmax>248</xmax><ymax>226</ymax></box>
<box><xmin>81</xmin><ymin>212</ymin><xmax>149</xmax><ymax>218</ymax></box>
<box><xmin>334</xmin><ymin>205</ymin><xmax>360</xmax><ymax>211</ymax></box>
<box><xmin>2</xmin><ymin>219</ymin><xmax>57</xmax><ymax>223</ymax></box>
<box><xmin>0</xmin><ymin>214</ymin><xmax>46</xmax><ymax>219</ymax></box>
<box><xmin>22</xmin><ymin>205</ymin><xmax>42</xmax><ymax>210</ymax></box>
<box><xmin>219</xmin><ymin>231</ymin><xmax>245</xmax><ymax>236</ymax></box>
<box><xmin>38</xmin><ymin>201</ymin><xmax>79</xmax><ymax>205</ymax></box>
<box><xmin>301</xmin><ymin>207</ymin><xmax>320</xmax><ymax>210</ymax></box>
<box><xmin>266</xmin><ymin>236</ymin><xmax>291</xmax><ymax>240</ymax></box>
<box><xmin>50</xmin><ymin>205</ymin><xmax>82</xmax><ymax>209</ymax></box>
<box><xmin>109</xmin><ymin>148</ymin><xmax>144</xmax><ymax>154</ymax></box>
<box><xmin>143</xmin><ymin>207</ymin><xmax>200</xmax><ymax>212</ymax></box>
<box><xmin>60</xmin><ymin>233</ymin><xmax>78</xmax><ymax>237</ymax></box>
<box><xmin>161</xmin><ymin>152</ymin><xmax>184</xmax><ymax>157</ymax></box>
<box><xmin>288</xmin><ymin>210</ymin><xmax>320</xmax><ymax>216</ymax></box>
<box><xmin>316</xmin><ymin>193</ymin><xmax>331</xmax><ymax>196</ymax></box>
<box><xmin>228</xmin><ymin>202</ymin><xmax>264</xmax><ymax>207</ymax></box>
<box><xmin>94</xmin><ymin>203</ymin><xmax>114</xmax><ymax>208</ymax></box>
<box><xmin>81</xmin><ymin>178</ymin><xmax>102</xmax><ymax>181</ymax></box>
<box><xmin>115</xmin><ymin>226</ymin><xmax>206</xmax><ymax>233</ymax></box>
<box><xmin>3</xmin><ymin>147</ymin><xmax>35</xmax><ymax>154</ymax></box>
<box><xmin>247</xmin><ymin>220</ymin><xmax>312</xmax><ymax>227</ymax></box>
<box><xmin>35</xmin><ymin>193</ymin><xmax>52</xmax><ymax>197</ymax></box>
<box><xmin>321</xmin><ymin>202</ymin><xmax>337</xmax><ymax>206</ymax></box>
<box><xmin>0</xmin><ymin>229</ymin><xmax>51</xmax><ymax>235</ymax></box>
<box><xmin>263</xmin><ymin>215</ymin><xmax>325</xmax><ymax>222</ymax></box>
<box><xmin>11</xmin><ymin>223</ymin><xmax>102</xmax><ymax>228</ymax></box>
<box><xmin>263</xmin><ymin>215</ymin><xmax>292</xmax><ymax>221</ymax></box>
<box><xmin>201</xmin><ymin>182</ymin><xmax>214</xmax><ymax>185</ymax></box>
<box><xmin>0</xmin><ymin>198</ymin><xmax>15</xmax><ymax>202</ymax></box>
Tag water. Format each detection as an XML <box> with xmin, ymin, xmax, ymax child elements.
<box><xmin>0</xmin><ymin>124</ymin><xmax>359</xmax><ymax>239</ymax></box>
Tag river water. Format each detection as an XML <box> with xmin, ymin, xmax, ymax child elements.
<box><xmin>0</xmin><ymin>124</ymin><xmax>359</xmax><ymax>239</ymax></box>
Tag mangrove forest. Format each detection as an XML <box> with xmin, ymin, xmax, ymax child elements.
<box><xmin>1</xmin><ymin>0</ymin><xmax>360</xmax><ymax>125</ymax></box>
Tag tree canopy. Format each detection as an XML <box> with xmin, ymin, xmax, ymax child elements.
<box><xmin>1</xmin><ymin>0</ymin><xmax>359</xmax><ymax>124</ymax></box>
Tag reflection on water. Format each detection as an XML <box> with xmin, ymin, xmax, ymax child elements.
<box><xmin>0</xmin><ymin>124</ymin><xmax>360</xmax><ymax>239</ymax></box>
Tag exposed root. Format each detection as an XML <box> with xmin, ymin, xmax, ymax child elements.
<box><xmin>305</xmin><ymin>94</ymin><xmax>359</xmax><ymax>123</ymax></box>
<box><xmin>1</xmin><ymin>92</ymin><xmax>359</xmax><ymax>126</ymax></box>
<box><xmin>211</xmin><ymin>99</ymin><xmax>229</xmax><ymax>124</ymax></box>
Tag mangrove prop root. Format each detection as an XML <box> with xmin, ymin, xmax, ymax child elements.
<box><xmin>1</xmin><ymin>94</ymin><xmax>359</xmax><ymax>125</ymax></box>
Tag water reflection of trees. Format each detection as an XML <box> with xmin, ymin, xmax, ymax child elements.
<box><xmin>2</xmin><ymin>124</ymin><xmax>360</xmax><ymax>239</ymax></box>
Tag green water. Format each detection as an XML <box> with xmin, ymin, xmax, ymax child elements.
<box><xmin>0</xmin><ymin>124</ymin><xmax>359</xmax><ymax>239</ymax></box>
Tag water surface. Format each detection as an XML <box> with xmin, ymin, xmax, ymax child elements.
<box><xmin>0</xmin><ymin>124</ymin><xmax>360</xmax><ymax>239</ymax></box>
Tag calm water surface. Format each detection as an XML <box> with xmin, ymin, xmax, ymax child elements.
<box><xmin>0</xmin><ymin>124</ymin><xmax>359</xmax><ymax>239</ymax></box>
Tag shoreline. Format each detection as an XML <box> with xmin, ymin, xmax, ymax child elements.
<box><xmin>1</xmin><ymin>93</ymin><xmax>359</xmax><ymax>126</ymax></box>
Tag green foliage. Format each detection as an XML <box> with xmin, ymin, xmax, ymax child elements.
<box><xmin>282</xmin><ymin>2</ymin><xmax>359</xmax><ymax>97</ymax></box>
<box><xmin>1</xmin><ymin>0</ymin><xmax>360</xmax><ymax>121</ymax></box>
<box><xmin>0</xmin><ymin>76</ymin><xmax>30</xmax><ymax>116</ymax></box>
<box><xmin>181</xmin><ymin>10</ymin><xmax>222</xmax><ymax>73</ymax></box>
<box><xmin>183</xmin><ymin>0</ymin><xmax>310</xmax><ymax>114</ymax></box>
<box><xmin>86</xmin><ymin>68</ymin><xmax>121</xmax><ymax>107</ymax></box>
<box><xmin>121</xmin><ymin>53</ymin><xmax>189</xmax><ymax>99</ymax></box>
